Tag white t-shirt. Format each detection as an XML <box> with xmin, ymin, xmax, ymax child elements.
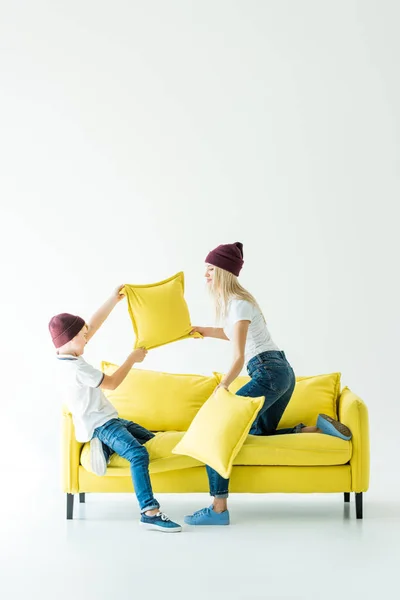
<box><xmin>56</xmin><ymin>354</ymin><xmax>118</xmax><ymax>442</ymax></box>
<box><xmin>223</xmin><ymin>299</ymin><xmax>279</xmax><ymax>364</ymax></box>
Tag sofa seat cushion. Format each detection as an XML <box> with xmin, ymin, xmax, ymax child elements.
<box><xmin>81</xmin><ymin>431</ymin><xmax>202</xmax><ymax>475</ymax></box>
<box><xmin>81</xmin><ymin>430</ymin><xmax>351</xmax><ymax>473</ymax></box>
<box><xmin>234</xmin><ymin>433</ymin><xmax>351</xmax><ymax>466</ymax></box>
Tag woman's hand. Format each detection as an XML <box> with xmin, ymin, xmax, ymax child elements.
<box><xmin>214</xmin><ymin>382</ymin><xmax>229</xmax><ymax>394</ymax></box>
<box><xmin>190</xmin><ymin>326</ymin><xmax>208</xmax><ymax>338</ymax></box>
<box><xmin>113</xmin><ymin>284</ymin><xmax>126</xmax><ymax>303</ymax></box>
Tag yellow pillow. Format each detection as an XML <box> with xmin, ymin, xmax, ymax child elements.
<box><xmin>214</xmin><ymin>371</ymin><xmax>340</xmax><ymax>429</ymax></box>
<box><xmin>101</xmin><ymin>362</ymin><xmax>218</xmax><ymax>431</ymax></box>
<box><xmin>122</xmin><ymin>272</ymin><xmax>201</xmax><ymax>350</ymax></box>
<box><xmin>172</xmin><ymin>387</ymin><xmax>264</xmax><ymax>478</ymax></box>
<box><xmin>281</xmin><ymin>373</ymin><xmax>340</xmax><ymax>428</ymax></box>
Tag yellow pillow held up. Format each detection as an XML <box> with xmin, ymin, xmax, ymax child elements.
<box><xmin>172</xmin><ymin>386</ymin><xmax>264</xmax><ymax>479</ymax></box>
<box><xmin>122</xmin><ymin>272</ymin><xmax>201</xmax><ymax>350</ymax></box>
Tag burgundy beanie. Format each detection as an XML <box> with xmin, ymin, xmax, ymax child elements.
<box><xmin>49</xmin><ymin>313</ymin><xmax>86</xmax><ymax>349</ymax></box>
<box><xmin>205</xmin><ymin>242</ymin><xmax>244</xmax><ymax>277</ymax></box>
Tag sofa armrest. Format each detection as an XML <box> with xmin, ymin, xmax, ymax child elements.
<box><xmin>338</xmin><ymin>387</ymin><xmax>370</xmax><ymax>492</ymax></box>
<box><xmin>62</xmin><ymin>410</ymin><xmax>83</xmax><ymax>494</ymax></box>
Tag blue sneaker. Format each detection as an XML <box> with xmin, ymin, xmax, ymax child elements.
<box><xmin>184</xmin><ymin>505</ymin><xmax>230</xmax><ymax>526</ymax></box>
<box><xmin>140</xmin><ymin>511</ymin><xmax>182</xmax><ymax>533</ymax></box>
<box><xmin>317</xmin><ymin>414</ymin><xmax>352</xmax><ymax>441</ymax></box>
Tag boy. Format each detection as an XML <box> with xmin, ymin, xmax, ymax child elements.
<box><xmin>49</xmin><ymin>284</ymin><xmax>182</xmax><ymax>533</ymax></box>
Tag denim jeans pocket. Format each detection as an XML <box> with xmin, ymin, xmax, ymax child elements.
<box><xmin>252</xmin><ymin>363</ymin><xmax>292</xmax><ymax>394</ymax></box>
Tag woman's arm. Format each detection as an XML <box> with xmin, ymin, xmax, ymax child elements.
<box><xmin>190</xmin><ymin>326</ymin><xmax>229</xmax><ymax>340</ymax></box>
<box><xmin>220</xmin><ymin>320</ymin><xmax>250</xmax><ymax>388</ymax></box>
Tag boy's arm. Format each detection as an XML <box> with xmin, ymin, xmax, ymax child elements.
<box><xmin>100</xmin><ymin>348</ymin><xmax>147</xmax><ymax>390</ymax></box>
<box><xmin>86</xmin><ymin>284</ymin><xmax>125</xmax><ymax>342</ymax></box>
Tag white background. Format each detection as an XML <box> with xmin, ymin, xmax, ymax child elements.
<box><xmin>1</xmin><ymin>0</ymin><xmax>399</xmax><ymax>497</ymax></box>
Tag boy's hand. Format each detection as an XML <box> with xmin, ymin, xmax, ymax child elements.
<box><xmin>130</xmin><ymin>348</ymin><xmax>148</xmax><ymax>363</ymax></box>
<box><xmin>113</xmin><ymin>284</ymin><xmax>126</xmax><ymax>303</ymax></box>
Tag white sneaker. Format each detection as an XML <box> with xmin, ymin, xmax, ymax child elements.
<box><xmin>90</xmin><ymin>437</ymin><xmax>107</xmax><ymax>476</ymax></box>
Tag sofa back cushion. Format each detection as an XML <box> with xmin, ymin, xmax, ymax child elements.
<box><xmin>214</xmin><ymin>372</ymin><xmax>341</xmax><ymax>428</ymax></box>
<box><xmin>101</xmin><ymin>362</ymin><xmax>218</xmax><ymax>431</ymax></box>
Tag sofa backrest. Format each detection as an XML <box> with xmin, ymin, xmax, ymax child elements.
<box><xmin>101</xmin><ymin>362</ymin><xmax>340</xmax><ymax>432</ymax></box>
<box><xmin>101</xmin><ymin>362</ymin><xmax>218</xmax><ymax>431</ymax></box>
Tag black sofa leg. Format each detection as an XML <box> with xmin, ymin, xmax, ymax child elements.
<box><xmin>79</xmin><ymin>493</ymin><xmax>85</xmax><ymax>503</ymax></box>
<box><xmin>355</xmin><ymin>492</ymin><xmax>363</xmax><ymax>519</ymax></box>
<box><xmin>344</xmin><ymin>492</ymin><xmax>350</xmax><ymax>503</ymax></box>
<box><xmin>67</xmin><ymin>494</ymin><xmax>74</xmax><ymax>520</ymax></box>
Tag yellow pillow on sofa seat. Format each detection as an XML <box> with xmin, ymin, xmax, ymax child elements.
<box><xmin>213</xmin><ymin>372</ymin><xmax>340</xmax><ymax>429</ymax></box>
<box><xmin>122</xmin><ymin>272</ymin><xmax>201</xmax><ymax>350</ymax></box>
<box><xmin>172</xmin><ymin>387</ymin><xmax>264</xmax><ymax>479</ymax></box>
<box><xmin>81</xmin><ymin>431</ymin><xmax>203</xmax><ymax>475</ymax></box>
<box><xmin>101</xmin><ymin>362</ymin><xmax>218</xmax><ymax>431</ymax></box>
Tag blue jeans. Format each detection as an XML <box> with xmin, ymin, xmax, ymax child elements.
<box><xmin>92</xmin><ymin>418</ymin><xmax>159</xmax><ymax>513</ymax></box>
<box><xmin>207</xmin><ymin>350</ymin><xmax>303</xmax><ymax>499</ymax></box>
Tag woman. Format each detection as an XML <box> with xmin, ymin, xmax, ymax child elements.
<box><xmin>185</xmin><ymin>241</ymin><xmax>351</xmax><ymax>526</ymax></box>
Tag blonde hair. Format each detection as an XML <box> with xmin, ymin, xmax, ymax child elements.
<box><xmin>208</xmin><ymin>266</ymin><xmax>266</xmax><ymax>325</ymax></box>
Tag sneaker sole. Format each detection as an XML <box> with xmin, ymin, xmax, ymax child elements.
<box><xmin>90</xmin><ymin>438</ymin><xmax>107</xmax><ymax>476</ymax></box>
<box><xmin>140</xmin><ymin>522</ymin><xmax>182</xmax><ymax>533</ymax></box>
<box><xmin>184</xmin><ymin>519</ymin><xmax>230</xmax><ymax>526</ymax></box>
<box><xmin>319</xmin><ymin>414</ymin><xmax>352</xmax><ymax>440</ymax></box>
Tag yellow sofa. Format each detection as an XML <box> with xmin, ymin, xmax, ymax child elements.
<box><xmin>63</xmin><ymin>367</ymin><xmax>370</xmax><ymax>520</ymax></box>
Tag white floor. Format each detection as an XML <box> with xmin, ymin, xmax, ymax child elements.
<box><xmin>1</xmin><ymin>472</ymin><xmax>399</xmax><ymax>600</ymax></box>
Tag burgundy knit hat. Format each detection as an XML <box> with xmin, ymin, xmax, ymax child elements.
<box><xmin>49</xmin><ymin>313</ymin><xmax>86</xmax><ymax>349</ymax></box>
<box><xmin>205</xmin><ymin>242</ymin><xmax>244</xmax><ymax>277</ymax></box>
